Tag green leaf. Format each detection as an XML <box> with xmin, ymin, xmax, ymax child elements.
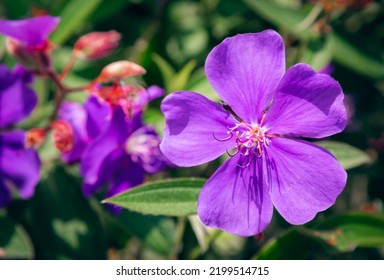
<box><xmin>314</xmin><ymin>213</ymin><xmax>384</xmax><ymax>252</ymax></box>
<box><xmin>104</xmin><ymin>178</ymin><xmax>205</xmax><ymax>216</ymax></box>
<box><xmin>0</xmin><ymin>217</ymin><xmax>33</xmax><ymax>259</ymax></box>
<box><xmin>170</xmin><ymin>59</ymin><xmax>197</xmax><ymax>93</ymax></box>
<box><xmin>254</xmin><ymin>228</ymin><xmax>327</xmax><ymax>260</ymax></box>
<box><xmin>315</xmin><ymin>141</ymin><xmax>372</xmax><ymax>170</ymax></box>
<box><xmin>186</xmin><ymin>69</ymin><xmax>219</xmax><ymax>101</ymax></box>
<box><xmin>152</xmin><ymin>53</ymin><xmax>175</xmax><ymax>92</ymax></box>
<box><xmin>301</xmin><ymin>36</ymin><xmax>333</xmax><ymax>71</ymax></box>
<box><xmin>50</xmin><ymin>0</ymin><xmax>103</xmax><ymax>44</ymax></box>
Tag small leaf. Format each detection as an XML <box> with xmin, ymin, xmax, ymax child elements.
<box><xmin>186</xmin><ymin>69</ymin><xmax>220</xmax><ymax>101</ymax></box>
<box><xmin>316</xmin><ymin>141</ymin><xmax>371</xmax><ymax>170</ymax></box>
<box><xmin>170</xmin><ymin>59</ymin><xmax>197</xmax><ymax>93</ymax></box>
<box><xmin>313</xmin><ymin>213</ymin><xmax>384</xmax><ymax>252</ymax></box>
<box><xmin>104</xmin><ymin>178</ymin><xmax>205</xmax><ymax>216</ymax></box>
<box><xmin>0</xmin><ymin>217</ymin><xmax>33</xmax><ymax>259</ymax></box>
<box><xmin>50</xmin><ymin>0</ymin><xmax>103</xmax><ymax>44</ymax></box>
<box><xmin>152</xmin><ymin>53</ymin><xmax>175</xmax><ymax>92</ymax></box>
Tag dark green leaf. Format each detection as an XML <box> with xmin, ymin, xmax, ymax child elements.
<box><xmin>316</xmin><ymin>141</ymin><xmax>372</xmax><ymax>170</ymax></box>
<box><xmin>104</xmin><ymin>178</ymin><xmax>205</xmax><ymax>216</ymax></box>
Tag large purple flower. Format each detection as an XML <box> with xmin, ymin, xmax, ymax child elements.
<box><xmin>0</xmin><ymin>65</ymin><xmax>40</xmax><ymax>207</ymax></box>
<box><xmin>80</xmin><ymin>104</ymin><xmax>168</xmax><ymax>212</ymax></box>
<box><xmin>160</xmin><ymin>30</ymin><xmax>347</xmax><ymax>236</ymax></box>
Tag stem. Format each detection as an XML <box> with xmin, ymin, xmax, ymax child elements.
<box><xmin>59</xmin><ymin>52</ymin><xmax>78</xmax><ymax>81</ymax></box>
<box><xmin>189</xmin><ymin>229</ymin><xmax>223</xmax><ymax>259</ymax></box>
<box><xmin>169</xmin><ymin>217</ymin><xmax>187</xmax><ymax>260</ymax></box>
<box><xmin>295</xmin><ymin>4</ymin><xmax>323</xmax><ymax>32</ymax></box>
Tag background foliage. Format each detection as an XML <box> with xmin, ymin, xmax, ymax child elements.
<box><xmin>0</xmin><ymin>0</ymin><xmax>383</xmax><ymax>259</ymax></box>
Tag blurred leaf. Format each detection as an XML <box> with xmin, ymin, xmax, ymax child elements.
<box><xmin>8</xmin><ymin>166</ymin><xmax>108</xmax><ymax>259</ymax></box>
<box><xmin>314</xmin><ymin>213</ymin><xmax>384</xmax><ymax>252</ymax></box>
<box><xmin>104</xmin><ymin>178</ymin><xmax>205</xmax><ymax>216</ymax></box>
<box><xmin>301</xmin><ymin>36</ymin><xmax>332</xmax><ymax>71</ymax></box>
<box><xmin>169</xmin><ymin>59</ymin><xmax>197</xmax><ymax>93</ymax></box>
<box><xmin>51</xmin><ymin>0</ymin><xmax>103</xmax><ymax>44</ymax></box>
<box><xmin>244</xmin><ymin>0</ymin><xmax>384</xmax><ymax>79</ymax></box>
<box><xmin>254</xmin><ymin>228</ymin><xmax>327</xmax><ymax>260</ymax></box>
<box><xmin>118</xmin><ymin>211</ymin><xmax>175</xmax><ymax>256</ymax></box>
<box><xmin>316</xmin><ymin>141</ymin><xmax>372</xmax><ymax>170</ymax></box>
<box><xmin>187</xmin><ymin>69</ymin><xmax>219</xmax><ymax>101</ymax></box>
<box><xmin>243</xmin><ymin>0</ymin><xmax>312</xmax><ymax>39</ymax></box>
<box><xmin>0</xmin><ymin>217</ymin><xmax>33</xmax><ymax>259</ymax></box>
<box><xmin>152</xmin><ymin>53</ymin><xmax>175</xmax><ymax>92</ymax></box>
<box><xmin>330</xmin><ymin>33</ymin><xmax>384</xmax><ymax>80</ymax></box>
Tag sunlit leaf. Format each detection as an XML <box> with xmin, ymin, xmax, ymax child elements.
<box><xmin>104</xmin><ymin>178</ymin><xmax>205</xmax><ymax>216</ymax></box>
<box><xmin>314</xmin><ymin>213</ymin><xmax>384</xmax><ymax>252</ymax></box>
<box><xmin>316</xmin><ymin>141</ymin><xmax>372</xmax><ymax>170</ymax></box>
<box><xmin>170</xmin><ymin>59</ymin><xmax>197</xmax><ymax>93</ymax></box>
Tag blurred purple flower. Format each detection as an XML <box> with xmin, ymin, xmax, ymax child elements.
<box><xmin>0</xmin><ymin>65</ymin><xmax>40</xmax><ymax>207</ymax></box>
<box><xmin>0</xmin><ymin>15</ymin><xmax>60</xmax><ymax>72</ymax></box>
<box><xmin>160</xmin><ymin>30</ymin><xmax>347</xmax><ymax>236</ymax></box>
<box><xmin>80</xmin><ymin>105</ymin><xmax>167</xmax><ymax>213</ymax></box>
<box><xmin>57</xmin><ymin>85</ymin><xmax>164</xmax><ymax>163</ymax></box>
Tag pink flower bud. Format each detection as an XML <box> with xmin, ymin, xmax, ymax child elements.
<box><xmin>25</xmin><ymin>128</ymin><xmax>46</xmax><ymax>148</ymax></box>
<box><xmin>74</xmin><ymin>31</ymin><xmax>121</xmax><ymax>60</ymax></box>
<box><xmin>95</xmin><ymin>60</ymin><xmax>146</xmax><ymax>83</ymax></box>
<box><xmin>5</xmin><ymin>38</ymin><xmax>53</xmax><ymax>73</ymax></box>
<box><xmin>51</xmin><ymin>120</ymin><xmax>74</xmax><ymax>153</ymax></box>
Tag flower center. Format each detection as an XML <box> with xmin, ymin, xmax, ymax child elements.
<box><xmin>213</xmin><ymin>122</ymin><xmax>270</xmax><ymax>167</ymax></box>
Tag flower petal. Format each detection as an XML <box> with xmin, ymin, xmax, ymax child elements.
<box><xmin>160</xmin><ymin>91</ymin><xmax>237</xmax><ymax>167</ymax></box>
<box><xmin>59</xmin><ymin>101</ymin><xmax>88</xmax><ymax>163</ymax></box>
<box><xmin>197</xmin><ymin>156</ymin><xmax>273</xmax><ymax>236</ymax></box>
<box><xmin>81</xmin><ymin>106</ymin><xmax>129</xmax><ymax>196</ymax></box>
<box><xmin>84</xmin><ymin>95</ymin><xmax>110</xmax><ymax>139</ymax></box>
<box><xmin>266</xmin><ymin>137</ymin><xmax>347</xmax><ymax>224</ymax></box>
<box><xmin>0</xmin><ymin>15</ymin><xmax>60</xmax><ymax>46</ymax></box>
<box><xmin>264</xmin><ymin>63</ymin><xmax>347</xmax><ymax>138</ymax></box>
<box><xmin>0</xmin><ymin>179</ymin><xmax>11</xmax><ymax>207</ymax></box>
<box><xmin>0</xmin><ymin>65</ymin><xmax>37</xmax><ymax>128</ymax></box>
<box><xmin>205</xmin><ymin>30</ymin><xmax>285</xmax><ymax>123</ymax></box>
<box><xmin>0</xmin><ymin>130</ymin><xmax>40</xmax><ymax>199</ymax></box>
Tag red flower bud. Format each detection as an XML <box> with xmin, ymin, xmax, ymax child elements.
<box><xmin>51</xmin><ymin>120</ymin><xmax>74</xmax><ymax>153</ymax></box>
<box><xmin>74</xmin><ymin>31</ymin><xmax>121</xmax><ymax>60</ymax></box>
<box><xmin>25</xmin><ymin>128</ymin><xmax>46</xmax><ymax>148</ymax></box>
<box><xmin>95</xmin><ymin>60</ymin><xmax>146</xmax><ymax>83</ymax></box>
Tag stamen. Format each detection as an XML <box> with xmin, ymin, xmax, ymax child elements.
<box><xmin>212</xmin><ymin>132</ymin><xmax>233</xmax><ymax>142</ymax></box>
<box><xmin>226</xmin><ymin>148</ymin><xmax>239</xmax><ymax>157</ymax></box>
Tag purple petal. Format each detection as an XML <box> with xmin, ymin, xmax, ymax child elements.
<box><xmin>0</xmin><ymin>179</ymin><xmax>11</xmax><ymax>207</ymax></box>
<box><xmin>127</xmin><ymin>125</ymin><xmax>167</xmax><ymax>173</ymax></box>
<box><xmin>197</xmin><ymin>156</ymin><xmax>273</xmax><ymax>236</ymax></box>
<box><xmin>84</xmin><ymin>95</ymin><xmax>110</xmax><ymax>139</ymax></box>
<box><xmin>105</xmin><ymin>154</ymin><xmax>145</xmax><ymax>214</ymax></box>
<box><xmin>0</xmin><ymin>130</ymin><xmax>40</xmax><ymax>199</ymax></box>
<box><xmin>81</xmin><ymin>106</ymin><xmax>129</xmax><ymax>196</ymax></box>
<box><xmin>0</xmin><ymin>15</ymin><xmax>60</xmax><ymax>46</ymax></box>
<box><xmin>205</xmin><ymin>30</ymin><xmax>285</xmax><ymax>123</ymax></box>
<box><xmin>0</xmin><ymin>64</ymin><xmax>37</xmax><ymax>128</ymax></box>
<box><xmin>160</xmin><ymin>91</ymin><xmax>237</xmax><ymax>167</ymax></box>
<box><xmin>263</xmin><ymin>63</ymin><xmax>347</xmax><ymax>138</ymax></box>
<box><xmin>266</xmin><ymin>137</ymin><xmax>347</xmax><ymax>224</ymax></box>
<box><xmin>58</xmin><ymin>101</ymin><xmax>88</xmax><ymax>163</ymax></box>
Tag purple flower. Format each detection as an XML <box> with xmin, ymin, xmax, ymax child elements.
<box><xmin>160</xmin><ymin>30</ymin><xmax>347</xmax><ymax>236</ymax></box>
<box><xmin>0</xmin><ymin>65</ymin><xmax>40</xmax><ymax>207</ymax></box>
<box><xmin>0</xmin><ymin>15</ymin><xmax>59</xmax><ymax>47</ymax></box>
<box><xmin>80</xmin><ymin>105</ymin><xmax>167</xmax><ymax>212</ymax></box>
<box><xmin>0</xmin><ymin>15</ymin><xmax>60</xmax><ymax>72</ymax></box>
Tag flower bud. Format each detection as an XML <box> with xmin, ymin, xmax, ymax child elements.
<box><xmin>51</xmin><ymin>120</ymin><xmax>74</xmax><ymax>153</ymax></box>
<box><xmin>95</xmin><ymin>60</ymin><xmax>146</xmax><ymax>83</ymax></box>
<box><xmin>25</xmin><ymin>128</ymin><xmax>46</xmax><ymax>148</ymax></box>
<box><xmin>74</xmin><ymin>31</ymin><xmax>121</xmax><ymax>60</ymax></box>
<box><xmin>5</xmin><ymin>38</ymin><xmax>53</xmax><ymax>73</ymax></box>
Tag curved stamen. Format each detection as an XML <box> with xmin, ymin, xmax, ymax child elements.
<box><xmin>237</xmin><ymin>155</ymin><xmax>253</xmax><ymax>169</ymax></box>
<box><xmin>212</xmin><ymin>132</ymin><xmax>233</xmax><ymax>142</ymax></box>
<box><xmin>226</xmin><ymin>147</ymin><xmax>239</xmax><ymax>157</ymax></box>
